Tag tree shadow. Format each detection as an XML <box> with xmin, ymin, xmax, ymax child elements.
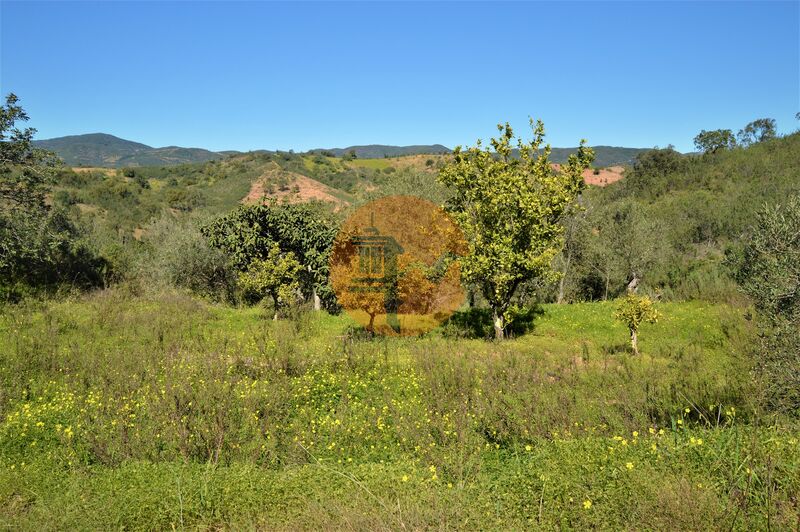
<box><xmin>442</xmin><ymin>305</ymin><xmax>544</xmax><ymax>340</ymax></box>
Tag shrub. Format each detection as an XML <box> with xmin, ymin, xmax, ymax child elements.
<box><xmin>729</xmin><ymin>195</ymin><xmax>800</xmax><ymax>415</ymax></box>
<box><xmin>134</xmin><ymin>215</ymin><xmax>235</xmax><ymax>301</ymax></box>
<box><xmin>614</xmin><ymin>293</ymin><xmax>660</xmax><ymax>354</ymax></box>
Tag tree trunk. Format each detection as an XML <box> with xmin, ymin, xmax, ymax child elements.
<box><xmin>312</xmin><ymin>286</ymin><xmax>321</xmax><ymax>311</ymax></box>
<box><xmin>557</xmin><ymin>252</ymin><xmax>572</xmax><ymax>304</ymax></box>
<box><xmin>367</xmin><ymin>312</ymin><xmax>376</xmax><ymax>332</ymax></box>
<box><xmin>604</xmin><ymin>273</ymin><xmax>610</xmax><ymax>301</ymax></box>
<box><xmin>272</xmin><ymin>294</ymin><xmax>279</xmax><ymax>321</ymax></box>
<box><xmin>493</xmin><ymin>309</ymin><xmax>505</xmax><ymax>340</ymax></box>
<box><xmin>630</xmin><ymin>328</ymin><xmax>639</xmax><ymax>355</ymax></box>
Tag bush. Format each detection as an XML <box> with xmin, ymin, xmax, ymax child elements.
<box><xmin>729</xmin><ymin>195</ymin><xmax>800</xmax><ymax>416</ymax></box>
<box><xmin>134</xmin><ymin>215</ymin><xmax>235</xmax><ymax>301</ymax></box>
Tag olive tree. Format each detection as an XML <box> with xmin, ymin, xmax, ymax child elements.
<box><xmin>438</xmin><ymin>120</ymin><xmax>593</xmax><ymax>339</ymax></box>
<box><xmin>729</xmin><ymin>196</ymin><xmax>800</xmax><ymax>415</ymax></box>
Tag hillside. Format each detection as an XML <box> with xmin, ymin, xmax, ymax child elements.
<box><xmin>549</xmin><ymin>145</ymin><xmax>649</xmax><ymax>167</ymax></box>
<box><xmin>310</xmin><ymin>144</ymin><xmax>451</xmax><ymax>158</ymax></box>
<box><xmin>317</xmin><ymin>144</ymin><xmax>650</xmax><ymax>166</ymax></box>
<box><xmin>36</xmin><ymin>132</ymin><xmax>651</xmax><ymax>169</ymax></box>
<box><xmin>34</xmin><ymin>133</ymin><xmax>224</xmax><ymax>167</ymax></box>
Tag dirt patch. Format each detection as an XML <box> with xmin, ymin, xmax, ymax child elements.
<box><xmin>244</xmin><ymin>164</ymin><xmax>347</xmax><ymax>208</ymax></box>
<box><xmin>552</xmin><ymin>164</ymin><xmax>625</xmax><ymax>187</ymax></box>
<box><xmin>71</xmin><ymin>167</ymin><xmax>117</xmax><ymax>176</ymax></box>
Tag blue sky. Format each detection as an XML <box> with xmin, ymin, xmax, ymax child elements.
<box><xmin>1</xmin><ymin>1</ymin><xmax>798</xmax><ymax>152</ymax></box>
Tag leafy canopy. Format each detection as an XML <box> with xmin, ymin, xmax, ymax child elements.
<box><xmin>737</xmin><ymin>118</ymin><xmax>777</xmax><ymax>147</ymax></box>
<box><xmin>730</xmin><ymin>195</ymin><xmax>800</xmax><ymax>324</ymax></box>
<box><xmin>202</xmin><ymin>202</ymin><xmax>338</xmax><ymax>307</ymax></box>
<box><xmin>693</xmin><ymin>129</ymin><xmax>736</xmax><ymax>154</ymax></box>
<box><xmin>614</xmin><ymin>293</ymin><xmax>661</xmax><ymax>333</ymax></box>
<box><xmin>237</xmin><ymin>243</ymin><xmax>302</xmax><ymax>317</ymax></box>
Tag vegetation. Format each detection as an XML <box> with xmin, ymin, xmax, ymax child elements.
<box><xmin>729</xmin><ymin>196</ymin><xmax>800</xmax><ymax>416</ymax></box>
<box><xmin>2</xmin><ymin>96</ymin><xmax>800</xmax><ymax>528</ymax></box>
<box><xmin>0</xmin><ymin>94</ymin><xmax>102</xmax><ymax>298</ymax></box>
<box><xmin>237</xmin><ymin>243</ymin><xmax>302</xmax><ymax>319</ymax></box>
<box><xmin>1</xmin><ymin>292</ymin><xmax>796</xmax><ymax>529</ymax></box>
<box><xmin>614</xmin><ymin>293</ymin><xmax>661</xmax><ymax>354</ymax></box>
<box><xmin>32</xmin><ymin>133</ymin><xmax>223</xmax><ymax>167</ymax></box>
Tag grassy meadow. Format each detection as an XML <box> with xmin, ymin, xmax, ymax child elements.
<box><xmin>1</xmin><ymin>291</ymin><xmax>798</xmax><ymax>530</ymax></box>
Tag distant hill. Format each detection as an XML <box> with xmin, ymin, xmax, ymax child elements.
<box><xmin>310</xmin><ymin>144</ymin><xmax>451</xmax><ymax>159</ymax></box>
<box><xmin>315</xmin><ymin>144</ymin><xmax>650</xmax><ymax>166</ymax></box>
<box><xmin>547</xmin><ymin>146</ymin><xmax>650</xmax><ymax>167</ymax></box>
<box><xmin>35</xmin><ymin>133</ymin><xmax>651</xmax><ymax>168</ymax></box>
<box><xmin>34</xmin><ymin>133</ymin><xmax>223</xmax><ymax>167</ymax></box>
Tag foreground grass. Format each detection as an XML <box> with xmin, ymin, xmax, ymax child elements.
<box><xmin>0</xmin><ymin>291</ymin><xmax>797</xmax><ymax>529</ymax></box>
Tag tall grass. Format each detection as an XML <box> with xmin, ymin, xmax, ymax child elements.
<box><xmin>0</xmin><ymin>290</ymin><xmax>797</xmax><ymax>529</ymax></box>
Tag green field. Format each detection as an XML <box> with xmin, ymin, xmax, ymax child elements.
<box><xmin>1</xmin><ymin>292</ymin><xmax>797</xmax><ymax>529</ymax></box>
<box><xmin>348</xmin><ymin>158</ymin><xmax>394</xmax><ymax>170</ymax></box>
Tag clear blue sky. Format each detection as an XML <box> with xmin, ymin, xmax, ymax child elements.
<box><xmin>1</xmin><ymin>1</ymin><xmax>798</xmax><ymax>152</ymax></box>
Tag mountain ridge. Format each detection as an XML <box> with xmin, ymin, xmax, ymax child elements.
<box><xmin>35</xmin><ymin>132</ymin><xmax>652</xmax><ymax>168</ymax></box>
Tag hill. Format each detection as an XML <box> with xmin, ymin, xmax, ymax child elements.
<box><xmin>315</xmin><ymin>144</ymin><xmax>650</xmax><ymax>166</ymax></box>
<box><xmin>35</xmin><ymin>132</ymin><xmax>651</xmax><ymax>169</ymax></box>
<box><xmin>549</xmin><ymin>145</ymin><xmax>649</xmax><ymax>167</ymax></box>
<box><xmin>310</xmin><ymin>144</ymin><xmax>451</xmax><ymax>159</ymax></box>
<box><xmin>34</xmin><ymin>133</ymin><xmax>223</xmax><ymax>167</ymax></box>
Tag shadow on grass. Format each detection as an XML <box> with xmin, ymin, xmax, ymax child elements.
<box><xmin>441</xmin><ymin>306</ymin><xmax>544</xmax><ymax>340</ymax></box>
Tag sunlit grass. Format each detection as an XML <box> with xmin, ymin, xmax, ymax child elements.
<box><xmin>0</xmin><ymin>290</ymin><xmax>796</xmax><ymax>529</ymax></box>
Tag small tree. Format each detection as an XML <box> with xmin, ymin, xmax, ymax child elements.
<box><xmin>614</xmin><ymin>293</ymin><xmax>660</xmax><ymax>355</ymax></box>
<box><xmin>693</xmin><ymin>129</ymin><xmax>736</xmax><ymax>154</ymax></box>
<box><xmin>438</xmin><ymin>120</ymin><xmax>593</xmax><ymax>339</ymax></box>
<box><xmin>737</xmin><ymin>118</ymin><xmax>777</xmax><ymax>147</ymax></box>
<box><xmin>238</xmin><ymin>244</ymin><xmax>302</xmax><ymax>320</ymax></box>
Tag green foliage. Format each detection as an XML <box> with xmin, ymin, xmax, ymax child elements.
<box><xmin>555</xmin><ymin>133</ymin><xmax>800</xmax><ymax>303</ymax></box>
<box><xmin>134</xmin><ymin>215</ymin><xmax>236</xmax><ymax>301</ymax></box>
<box><xmin>238</xmin><ymin>243</ymin><xmax>302</xmax><ymax>318</ymax></box>
<box><xmin>203</xmin><ymin>202</ymin><xmax>339</xmax><ymax>310</ymax></box>
<box><xmin>0</xmin><ymin>94</ymin><xmax>103</xmax><ymax>295</ymax></box>
<box><xmin>438</xmin><ymin>120</ymin><xmax>593</xmax><ymax>337</ymax></box>
<box><xmin>614</xmin><ymin>293</ymin><xmax>661</xmax><ymax>354</ymax></box>
<box><xmin>737</xmin><ymin>118</ymin><xmax>777</xmax><ymax>147</ymax></box>
<box><xmin>730</xmin><ymin>196</ymin><xmax>800</xmax><ymax>322</ymax></box>
<box><xmin>729</xmin><ymin>196</ymin><xmax>800</xmax><ymax>415</ymax></box>
<box><xmin>693</xmin><ymin>129</ymin><xmax>736</xmax><ymax>154</ymax></box>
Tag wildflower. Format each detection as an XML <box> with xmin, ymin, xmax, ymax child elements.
<box><xmin>632</xmin><ymin>431</ymin><xmax>639</xmax><ymax>438</ymax></box>
<box><xmin>402</xmin><ymin>475</ymin><xmax>409</xmax><ymax>482</ymax></box>
<box><xmin>626</xmin><ymin>462</ymin><xmax>634</xmax><ymax>470</ymax></box>
<box><xmin>525</xmin><ymin>445</ymin><xmax>532</xmax><ymax>452</ymax></box>
<box><xmin>677</xmin><ymin>419</ymin><xmax>683</xmax><ymax>426</ymax></box>
<box><xmin>685</xmin><ymin>408</ymin><xmax>690</xmax><ymax>414</ymax></box>
<box><xmin>583</xmin><ymin>500</ymin><xmax>592</xmax><ymax>510</ymax></box>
